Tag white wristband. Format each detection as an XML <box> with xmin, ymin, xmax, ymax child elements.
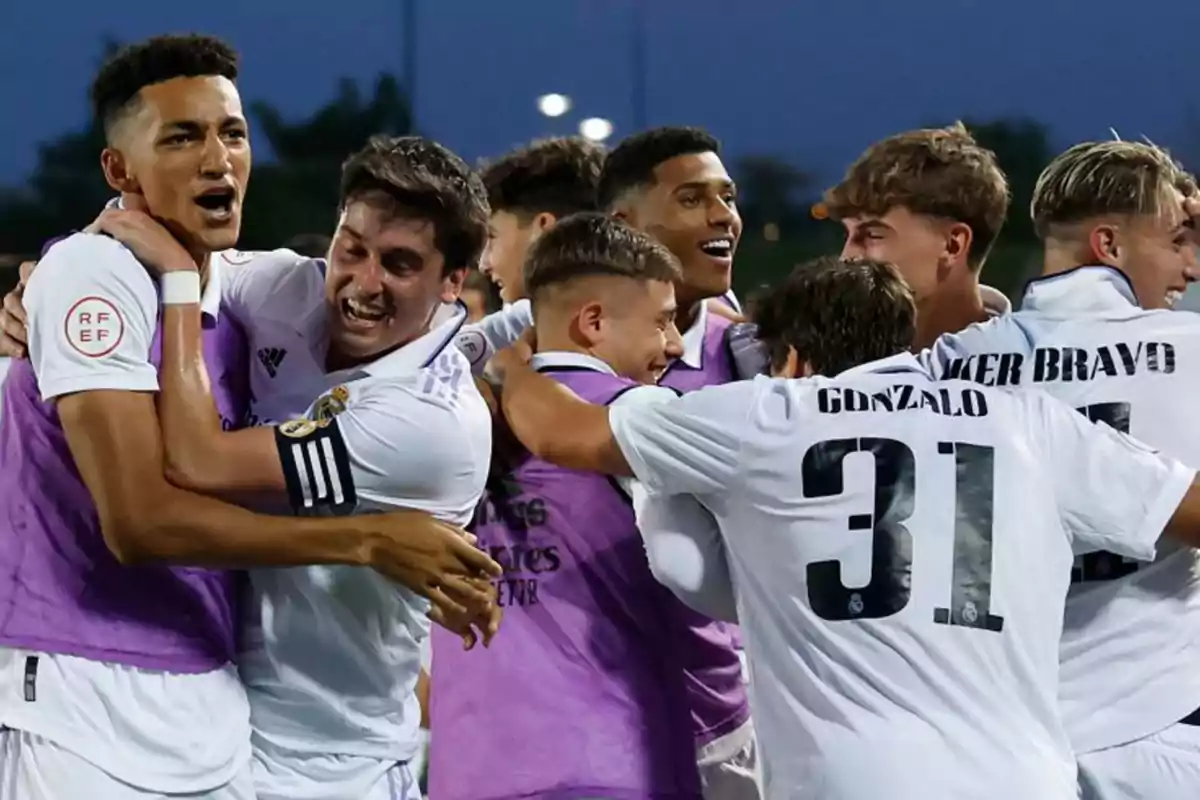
<box><xmin>161</xmin><ymin>271</ymin><xmax>201</xmax><ymax>305</ymax></box>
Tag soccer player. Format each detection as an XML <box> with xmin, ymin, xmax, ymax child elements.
<box><xmin>0</xmin><ymin>38</ymin><xmax>497</xmax><ymax>800</ymax></box>
<box><xmin>927</xmin><ymin>140</ymin><xmax>1200</xmax><ymax>799</ymax></box>
<box><xmin>479</xmin><ymin>136</ymin><xmax>606</xmax><ymax>305</ymax></box>
<box><xmin>454</xmin><ymin>129</ymin><xmax>748</xmax><ymax>378</ymax></box>
<box><xmin>430</xmin><ymin>212</ymin><xmax>714</xmax><ymax>799</ymax></box>
<box><xmin>89</xmin><ymin>135</ymin><xmax>498</xmax><ymax>800</ymax></box>
<box><xmin>489</xmin><ymin>253</ymin><xmax>1200</xmax><ymax>799</ymax></box>
<box><xmin>823</xmin><ymin>122</ymin><xmax>1012</xmax><ymax>348</ymax></box>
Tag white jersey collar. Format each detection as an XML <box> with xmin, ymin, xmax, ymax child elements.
<box><xmin>1020</xmin><ymin>266</ymin><xmax>1139</xmax><ymax>315</ymax></box>
<box><xmin>531</xmin><ymin>350</ymin><xmax>617</xmax><ymax>375</ymax></box>
<box><xmin>678</xmin><ymin>300</ymin><xmax>709</xmax><ymax>369</ymax></box>
<box><xmin>108</xmin><ymin>196</ymin><xmax>223</xmax><ymax>324</ymax></box>
<box><xmin>324</xmin><ymin>301</ymin><xmax>467</xmax><ymax>382</ymax></box>
<box><xmin>835</xmin><ymin>352</ymin><xmax>931</xmax><ymax>380</ymax></box>
<box><xmin>980</xmin><ymin>284</ymin><xmax>1011</xmax><ymax>317</ymax></box>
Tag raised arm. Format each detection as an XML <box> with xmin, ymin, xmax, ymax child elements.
<box><xmin>494</xmin><ymin>346</ymin><xmax>750</xmax><ymax>497</ymax></box>
<box><xmin>158</xmin><ymin>285</ymin><xmax>287</xmax><ymax>494</ymax></box>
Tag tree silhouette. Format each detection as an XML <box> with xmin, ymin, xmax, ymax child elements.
<box><xmin>734</xmin><ymin>154</ymin><xmax>813</xmax><ymax>237</ymax></box>
<box><xmin>240</xmin><ymin>73</ymin><xmax>416</xmax><ymax>247</ymax></box>
<box><xmin>963</xmin><ymin>117</ymin><xmax>1054</xmax><ymax>243</ymax></box>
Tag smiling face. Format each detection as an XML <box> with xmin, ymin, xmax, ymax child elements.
<box><xmin>1094</xmin><ymin>188</ymin><xmax>1197</xmax><ymax>309</ymax></box>
<box><xmin>323</xmin><ymin>197</ymin><xmax>466</xmax><ymax>367</ymax></box>
<box><xmin>619</xmin><ymin>152</ymin><xmax>742</xmax><ymax>306</ymax></box>
<box><xmin>839</xmin><ymin>206</ymin><xmax>971</xmax><ymax>303</ymax></box>
<box><xmin>101</xmin><ymin>75</ymin><xmax>250</xmax><ymax>256</ymax></box>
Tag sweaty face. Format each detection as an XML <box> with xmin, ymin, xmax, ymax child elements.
<box><xmin>625</xmin><ymin>153</ymin><xmax>741</xmax><ymax>304</ymax></box>
<box><xmin>1106</xmin><ymin>191</ymin><xmax>1196</xmax><ymax>310</ymax></box>
<box><xmin>481</xmin><ymin>211</ymin><xmax>540</xmax><ymax>304</ymax></box>
<box><xmin>595</xmin><ymin>279</ymin><xmax>684</xmax><ymax>384</ymax></box>
<box><xmin>324</xmin><ymin>200</ymin><xmax>465</xmax><ymax>366</ymax></box>
<box><xmin>840</xmin><ymin>207</ymin><xmax>952</xmax><ymax>303</ymax></box>
<box><xmin>109</xmin><ymin>76</ymin><xmax>250</xmax><ymax>255</ymax></box>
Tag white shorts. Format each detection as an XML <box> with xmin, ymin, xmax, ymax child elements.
<box><xmin>252</xmin><ymin>736</ymin><xmax>420</xmax><ymax>800</ymax></box>
<box><xmin>697</xmin><ymin>719</ymin><xmax>761</xmax><ymax>800</ymax></box>
<box><xmin>1078</xmin><ymin>722</ymin><xmax>1200</xmax><ymax>800</ymax></box>
<box><xmin>0</xmin><ymin>728</ymin><xmax>255</xmax><ymax>799</ymax></box>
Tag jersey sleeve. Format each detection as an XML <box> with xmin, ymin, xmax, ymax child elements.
<box><xmin>25</xmin><ymin>234</ymin><xmax>159</xmax><ymax>401</ymax></box>
<box><xmin>218</xmin><ymin>248</ymin><xmax>311</xmax><ymax>322</ymax></box>
<box><xmin>633</xmin><ymin>487</ymin><xmax>738</xmax><ymax>622</ymax></box>
<box><xmin>273</xmin><ymin>377</ymin><xmax>486</xmax><ymax>519</ymax></box>
<box><xmin>455</xmin><ymin>299</ymin><xmax>533</xmax><ymax>376</ymax></box>
<box><xmin>607</xmin><ymin>385</ymin><xmax>681</xmax><ymax>496</ymax></box>
<box><xmin>1028</xmin><ymin>390</ymin><xmax>1196</xmax><ymax>560</ymax></box>
<box><xmin>726</xmin><ymin>322</ymin><xmax>769</xmax><ymax>379</ymax></box>
<box><xmin>608</xmin><ymin>379</ymin><xmax>753</xmax><ymax>497</ymax></box>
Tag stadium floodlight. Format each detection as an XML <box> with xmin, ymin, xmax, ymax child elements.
<box><xmin>537</xmin><ymin>94</ymin><xmax>571</xmax><ymax>118</ymax></box>
<box><xmin>579</xmin><ymin>117</ymin><xmax>614</xmax><ymax>143</ymax></box>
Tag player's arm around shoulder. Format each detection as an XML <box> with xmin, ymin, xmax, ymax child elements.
<box><xmin>1019</xmin><ymin>388</ymin><xmax>1199</xmax><ymax>558</ymax></box>
<box><xmin>609</xmin><ymin>378</ymin><xmax>757</xmax><ymax>497</ymax></box>
<box><xmin>456</xmin><ymin>298</ymin><xmax>532</xmax><ymax>376</ymax></box>
<box><xmin>27</xmin><ymin>234</ymin><xmax>172</xmax><ymax>562</ymax></box>
<box><xmin>495</xmin><ymin>357</ymin><xmax>638</xmax><ymax>477</ymax></box>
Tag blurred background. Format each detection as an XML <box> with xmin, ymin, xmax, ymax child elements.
<box><xmin>2</xmin><ymin>0</ymin><xmax>1199</xmax><ymax>303</ymax></box>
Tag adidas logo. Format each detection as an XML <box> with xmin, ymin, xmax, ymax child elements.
<box><xmin>257</xmin><ymin>347</ymin><xmax>287</xmax><ymax>378</ymax></box>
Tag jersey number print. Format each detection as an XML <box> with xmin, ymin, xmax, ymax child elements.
<box><xmin>801</xmin><ymin>437</ymin><xmax>1005</xmax><ymax>632</ymax></box>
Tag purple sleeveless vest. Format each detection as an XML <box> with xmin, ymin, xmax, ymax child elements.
<box><xmin>0</xmin><ymin>303</ymin><xmax>249</xmax><ymax>673</ymax></box>
<box><xmin>657</xmin><ymin>310</ymin><xmax>750</xmax><ymax>745</ymax></box>
<box><xmin>430</xmin><ymin>366</ymin><xmax>702</xmax><ymax>800</ymax></box>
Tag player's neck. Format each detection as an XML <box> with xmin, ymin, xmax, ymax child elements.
<box><xmin>195</xmin><ymin>252</ymin><xmax>212</xmax><ymax>294</ymax></box>
<box><xmin>913</xmin><ymin>280</ymin><xmax>987</xmax><ymax>351</ymax></box>
<box><xmin>674</xmin><ymin>288</ymin><xmax>710</xmax><ymax>336</ymax></box>
<box><xmin>1040</xmin><ymin>240</ymin><xmax>1093</xmax><ymax>278</ymax></box>
<box><xmin>535</xmin><ymin>326</ymin><xmax>624</xmax><ymax>373</ymax></box>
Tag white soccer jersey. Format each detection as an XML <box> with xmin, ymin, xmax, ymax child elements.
<box><xmin>927</xmin><ymin>265</ymin><xmax>1200</xmax><ymax>754</ymax></box>
<box><xmin>219</xmin><ymin>248</ymin><xmax>491</xmax><ymax>794</ymax></box>
<box><xmin>9</xmin><ymin>232</ymin><xmax>250</xmax><ymax>793</ymax></box>
<box><xmin>606</xmin><ymin>352</ymin><xmax>1194</xmax><ymax>799</ymax></box>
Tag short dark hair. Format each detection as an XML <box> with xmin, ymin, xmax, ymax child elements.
<box><xmin>822</xmin><ymin>123</ymin><xmax>1009</xmax><ymax>269</ymax></box>
<box><xmin>524</xmin><ymin>212</ymin><xmax>682</xmax><ymax>302</ymax></box>
<box><xmin>597</xmin><ymin>126</ymin><xmax>721</xmax><ymax>209</ymax></box>
<box><xmin>481</xmin><ymin>137</ymin><xmax>605</xmax><ymax>219</ymax></box>
<box><xmin>339</xmin><ymin>135</ymin><xmax>490</xmax><ymax>275</ymax></box>
<box><xmin>754</xmin><ymin>256</ymin><xmax>915</xmax><ymax>376</ymax></box>
<box><xmin>91</xmin><ymin>34</ymin><xmax>239</xmax><ymax>140</ymax></box>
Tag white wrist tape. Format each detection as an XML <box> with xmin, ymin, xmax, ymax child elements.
<box><xmin>161</xmin><ymin>271</ymin><xmax>201</xmax><ymax>305</ymax></box>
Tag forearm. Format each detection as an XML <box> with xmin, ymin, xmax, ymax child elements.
<box><xmin>125</xmin><ymin>482</ymin><xmax>374</xmax><ymax>568</ymax></box>
<box><xmin>160</xmin><ymin>303</ymin><xmax>227</xmax><ymax>489</ymax></box>
<box><xmin>499</xmin><ymin>361</ymin><xmax>631</xmax><ymax>475</ymax></box>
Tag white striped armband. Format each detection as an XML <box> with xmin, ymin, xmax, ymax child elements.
<box><xmin>274</xmin><ymin>418</ymin><xmax>357</xmax><ymax>515</ymax></box>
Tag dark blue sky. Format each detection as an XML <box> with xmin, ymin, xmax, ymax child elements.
<box><xmin>3</xmin><ymin>0</ymin><xmax>1198</xmax><ymax>188</ymax></box>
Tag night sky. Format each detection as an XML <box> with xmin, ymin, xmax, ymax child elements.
<box><xmin>2</xmin><ymin>0</ymin><xmax>1198</xmax><ymax>188</ymax></box>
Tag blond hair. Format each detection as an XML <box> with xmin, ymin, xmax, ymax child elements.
<box><xmin>823</xmin><ymin>122</ymin><xmax>1010</xmax><ymax>268</ymax></box>
<box><xmin>1031</xmin><ymin>140</ymin><xmax>1192</xmax><ymax>238</ymax></box>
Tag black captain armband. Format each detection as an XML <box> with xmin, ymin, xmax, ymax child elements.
<box><xmin>274</xmin><ymin>418</ymin><xmax>358</xmax><ymax>515</ymax></box>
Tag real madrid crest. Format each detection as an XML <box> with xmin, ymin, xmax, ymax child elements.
<box><xmin>278</xmin><ymin>418</ymin><xmax>318</xmax><ymax>438</ymax></box>
<box><xmin>312</xmin><ymin>385</ymin><xmax>350</xmax><ymax>421</ymax></box>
